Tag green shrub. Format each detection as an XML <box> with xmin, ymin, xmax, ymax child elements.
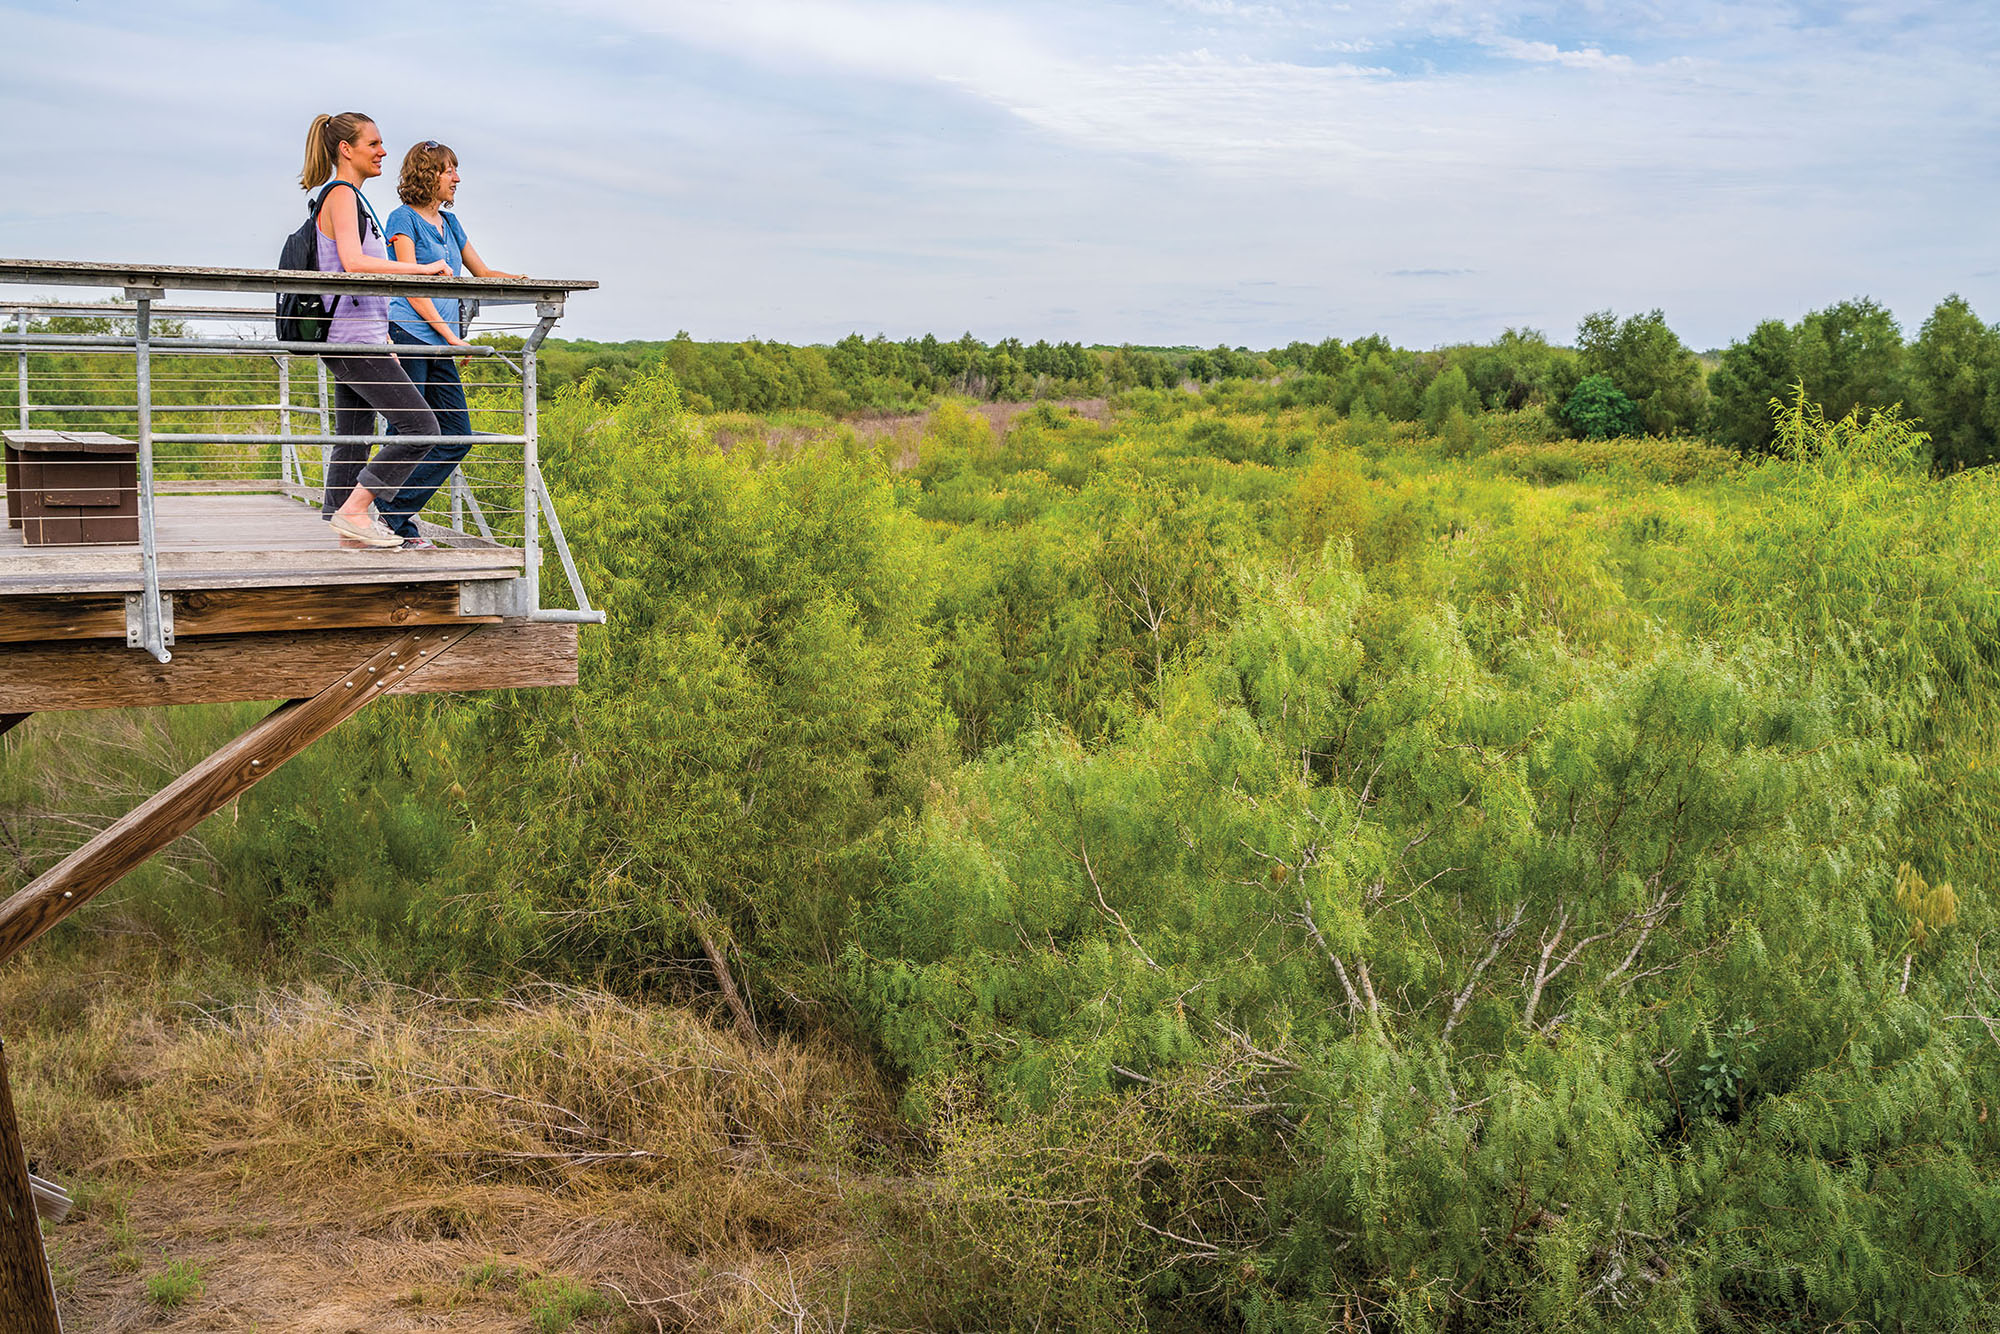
<box><xmin>1563</xmin><ymin>372</ymin><xmax>1642</xmax><ymax>440</ymax></box>
<box><xmin>853</xmin><ymin>547</ymin><xmax>1996</xmax><ymax>1328</ymax></box>
<box><xmin>524</xmin><ymin>1276</ymin><xmax>615</xmax><ymax>1332</ymax></box>
<box><xmin>1489</xmin><ymin>435</ymin><xmax>1738</xmax><ymax>485</ymax></box>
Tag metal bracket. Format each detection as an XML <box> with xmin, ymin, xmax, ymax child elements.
<box><xmin>125</xmin><ymin>593</ymin><xmax>173</xmax><ymax>649</ymax></box>
<box><xmin>460</xmin><ymin>576</ymin><xmax>534</xmax><ymax>618</ymax></box>
<box><xmin>122</xmin><ymin>286</ymin><xmax>167</xmax><ymax>303</ymax></box>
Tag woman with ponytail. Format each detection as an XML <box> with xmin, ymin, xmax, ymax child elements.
<box><xmin>299</xmin><ymin>112</ymin><xmax>453</xmax><ymax>548</ymax></box>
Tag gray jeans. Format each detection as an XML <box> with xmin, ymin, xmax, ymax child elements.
<box><xmin>320</xmin><ymin>353</ymin><xmax>440</xmax><ymax>514</ymax></box>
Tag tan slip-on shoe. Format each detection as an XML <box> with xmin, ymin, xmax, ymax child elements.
<box><xmin>329</xmin><ymin>511</ymin><xmax>405</xmax><ymax>548</ymax></box>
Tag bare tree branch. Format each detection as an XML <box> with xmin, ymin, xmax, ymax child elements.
<box><xmin>1443</xmin><ymin>904</ymin><xmax>1526</xmax><ymax>1040</ymax></box>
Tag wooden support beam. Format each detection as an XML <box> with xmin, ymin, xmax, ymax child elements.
<box><xmin>0</xmin><ymin>715</ymin><xmax>26</xmax><ymax>740</ymax></box>
<box><xmin>0</xmin><ymin>621</ymin><xmax>574</xmax><ymax>713</ymax></box>
<box><xmin>0</xmin><ymin>1041</ymin><xmax>61</xmax><ymax>1334</ymax></box>
<box><xmin>0</xmin><ymin>583</ymin><xmax>494</xmax><ymax>645</ymax></box>
<box><xmin>0</xmin><ymin>625</ymin><xmax>475</xmax><ymax>969</ymax></box>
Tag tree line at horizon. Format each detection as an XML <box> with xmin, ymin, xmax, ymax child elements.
<box><xmin>529</xmin><ymin>293</ymin><xmax>2000</xmax><ymax>470</ymax></box>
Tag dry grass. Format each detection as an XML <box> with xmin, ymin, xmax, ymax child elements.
<box><xmin>5</xmin><ymin>946</ymin><xmax>900</xmax><ymax>1331</ymax></box>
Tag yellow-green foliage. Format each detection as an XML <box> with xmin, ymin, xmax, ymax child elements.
<box><xmin>1490</xmin><ymin>435</ymin><xmax>1739</xmax><ymax>485</ymax></box>
<box><xmin>9</xmin><ymin>376</ymin><xmax>2000</xmax><ymax>1331</ymax></box>
<box><xmin>1894</xmin><ymin>862</ymin><xmax>1958</xmax><ymax>948</ymax></box>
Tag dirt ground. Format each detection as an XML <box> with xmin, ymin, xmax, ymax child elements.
<box><xmin>43</xmin><ymin>1175</ymin><xmax>844</xmax><ymax>1332</ymax></box>
<box><xmin>10</xmin><ymin>971</ymin><xmax>879</xmax><ymax>1334</ymax></box>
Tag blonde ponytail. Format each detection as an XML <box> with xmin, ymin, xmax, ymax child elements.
<box><xmin>299</xmin><ymin>112</ymin><xmax>375</xmax><ymax>189</ymax></box>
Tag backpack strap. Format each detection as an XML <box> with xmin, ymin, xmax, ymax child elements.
<box><xmin>315</xmin><ymin>180</ymin><xmax>385</xmax><ymax>245</ymax></box>
<box><xmin>310</xmin><ymin>182</ymin><xmax>386</xmax><ymax>319</ymax></box>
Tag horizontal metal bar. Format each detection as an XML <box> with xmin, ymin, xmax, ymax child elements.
<box><xmin>0</xmin><ymin>257</ymin><xmax>594</xmax><ymax>302</ymax></box>
<box><xmin>0</xmin><ymin>334</ymin><xmax>504</xmax><ymax>357</ymax></box>
<box><xmin>526</xmin><ymin>608</ymin><xmax>609</xmax><ymax>624</ymax></box>
<box><xmin>148</xmin><ymin>436</ymin><xmax>528</xmax><ymax>446</ymax></box>
<box><xmin>1</xmin><ymin>302</ymin><xmax>277</xmax><ymax>319</ymax></box>
<box><xmin>22</xmin><ymin>402</ymin><xmax>295</xmax><ymax>413</ymax></box>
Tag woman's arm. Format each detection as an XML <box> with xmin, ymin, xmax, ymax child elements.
<box><xmin>460</xmin><ymin>243</ymin><xmax>518</xmax><ymax>280</ymax></box>
<box><xmin>324</xmin><ymin>188</ymin><xmax>452</xmax><ymax>276</ymax></box>
<box><xmin>389</xmin><ymin>234</ymin><xmax>468</xmax><ymax>344</ymax></box>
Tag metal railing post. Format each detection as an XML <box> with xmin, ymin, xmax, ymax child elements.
<box><xmin>14</xmin><ymin>310</ymin><xmax>26</xmax><ymax>428</ymax></box>
<box><xmin>522</xmin><ymin>343</ymin><xmax>541</xmax><ymax>610</ymax></box>
<box><xmin>519</xmin><ymin>302</ymin><xmax>562</xmax><ymax>614</ymax></box>
<box><xmin>276</xmin><ymin>354</ymin><xmax>294</xmax><ymax>486</ymax></box>
<box><xmin>130</xmin><ymin>288</ymin><xmax>168</xmax><ymax>663</ymax></box>
<box><xmin>316</xmin><ymin>356</ymin><xmax>330</xmax><ymax>499</ymax></box>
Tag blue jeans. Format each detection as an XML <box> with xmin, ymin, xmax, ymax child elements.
<box><xmin>382</xmin><ymin>326</ymin><xmax>473</xmax><ymax>539</ymax></box>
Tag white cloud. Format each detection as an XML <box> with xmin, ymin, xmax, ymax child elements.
<box><xmin>4</xmin><ymin>0</ymin><xmax>1999</xmax><ymax>349</ymax></box>
<box><xmin>1482</xmin><ymin>35</ymin><xmax>1633</xmax><ymax>71</ymax></box>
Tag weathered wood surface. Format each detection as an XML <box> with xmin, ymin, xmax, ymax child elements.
<box><xmin>0</xmin><ymin>493</ymin><xmax>524</xmax><ymax>596</ymax></box>
<box><xmin>27</xmin><ymin>1176</ymin><xmax>68</xmax><ymax>1226</ymax></box>
<box><xmin>0</xmin><ymin>626</ymin><xmax>475</xmax><ymax>968</ymax></box>
<box><xmin>0</xmin><ymin>255</ymin><xmax>595</xmax><ymax>302</ymax></box>
<box><xmin>0</xmin><ymin>1042</ymin><xmax>61</xmax><ymax>1334</ymax></box>
<box><xmin>0</xmin><ymin>583</ymin><xmax>495</xmax><ymax>645</ymax></box>
<box><xmin>2</xmin><ymin>430</ymin><xmax>135</xmax><ymax>453</ymax></box>
<box><xmin>0</xmin><ymin>620</ymin><xmax>573</xmax><ymax>713</ymax></box>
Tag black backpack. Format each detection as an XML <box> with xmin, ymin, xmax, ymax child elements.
<box><xmin>276</xmin><ymin>182</ymin><xmax>380</xmax><ymax>343</ymax></box>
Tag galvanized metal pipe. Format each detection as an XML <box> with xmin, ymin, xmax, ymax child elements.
<box><xmin>145</xmin><ymin>433</ymin><xmax>526</xmax><ymax>446</ymax></box>
<box><xmin>316</xmin><ymin>357</ymin><xmax>330</xmax><ymax>491</ymax></box>
<box><xmin>277</xmin><ymin>354</ymin><xmax>294</xmax><ymax>486</ymax></box>
<box><xmin>21</xmin><ymin>402</ymin><xmax>300</xmax><ymax>413</ymax></box>
<box><xmin>132</xmin><ymin>293</ymin><xmax>168</xmax><ymax>663</ymax></box>
<box><xmin>14</xmin><ymin>310</ymin><xmax>25</xmax><ymax>429</ymax></box>
<box><xmin>534</xmin><ymin>470</ymin><xmax>601</xmax><ymax>622</ymax></box>
<box><xmin>0</xmin><ymin>334</ymin><xmax>498</xmax><ymax>357</ymax></box>
<box><xmin>522</xmin><ymin>335</ymin><xmax>541</xmax><ymax>609</ymax></box>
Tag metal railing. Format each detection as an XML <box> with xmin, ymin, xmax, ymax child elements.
<box><xmin>0</xmin><ymin>260</ymin><xmax>605</xmax><ymax>661</ymax></box>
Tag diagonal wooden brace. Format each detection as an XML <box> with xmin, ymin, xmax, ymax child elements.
<box><xmin>0</xmin><ymin>625</ymin><xmax>478</xmax><ymax>970</ymax></box>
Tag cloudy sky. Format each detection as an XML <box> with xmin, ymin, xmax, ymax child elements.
<box><xmin>3</xmin><ymin>0</ymin><xmax>1996</xmax><ymax>349</ymax></box>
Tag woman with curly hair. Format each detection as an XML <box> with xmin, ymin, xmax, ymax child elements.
<box><xmin>378</xmin><ymin>140</ymin><xmax>522</xmax><ymax>547</ymax></box>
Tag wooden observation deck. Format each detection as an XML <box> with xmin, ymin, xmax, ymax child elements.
<box><xmin>0</xmin><ymin>258</ymin><xmax>601</xmax><ymax>1328</ymax></box>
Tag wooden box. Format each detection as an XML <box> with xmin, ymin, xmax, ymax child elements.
<box><xmin>1</xmin><ymin>431</ymin><xmax>139</xmax><ymax>546</ymax></box>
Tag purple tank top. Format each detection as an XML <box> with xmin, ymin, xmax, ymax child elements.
<box><xmin>316</xmin><ymin>194</ymin><xmax>390</xmax><ymax>345</ymax></box>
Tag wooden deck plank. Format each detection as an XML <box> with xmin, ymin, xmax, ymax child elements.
<box><xmin>0</xmin><ymin>621</ymin><xmax>575</xmax><ymax>712</ymax></box>
<box><xmin>0</xmin><ymin>493</ymin><xmax>525</xmax><ymax>594</ymax></box>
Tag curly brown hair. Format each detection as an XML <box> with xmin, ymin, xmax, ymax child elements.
<box><xmin>396</xmin><ymin>140</ymin><xmax>459</xmax><ymax>207</ymax></box>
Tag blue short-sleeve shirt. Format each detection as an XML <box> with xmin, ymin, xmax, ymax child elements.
<box><xmin>384</xmin><ymin>205</ymin><xmax>468</xmax><ymax>344</ymax></box>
